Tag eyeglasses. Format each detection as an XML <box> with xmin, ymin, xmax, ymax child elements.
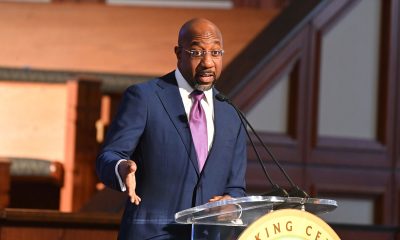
<box><xmin>183</xmin><ymin>49</ymin><xmax>224</xmax><ymax>58</ymax></box>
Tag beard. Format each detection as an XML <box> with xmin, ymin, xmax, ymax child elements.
<box><xmin>193</xmin><ymin>81</ymin><xmax>215</xmax><ymax>91</ymax></box>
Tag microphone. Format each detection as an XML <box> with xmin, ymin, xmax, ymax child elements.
<box><xmin>215</xmin><ymin>93</ymin><xmax>309</xmax><ymax>198</ymax></box>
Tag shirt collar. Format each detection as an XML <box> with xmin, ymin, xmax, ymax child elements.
<box><xmin>175</xmin><ymin>68</ymin><xmax>213</xmax><ymax>103</ymax></box>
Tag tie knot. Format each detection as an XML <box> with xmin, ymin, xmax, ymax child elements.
<box><xmin>190</xmin><ymin>90</ymin><xmax>205</xmax><ymax>101</ymax></box>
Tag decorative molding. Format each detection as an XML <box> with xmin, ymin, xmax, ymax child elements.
<box><xmin>106</xmin><ymin>0</ymin><xmax>233</xmax><ymax>9</ymax></box>
<box><xmin>225</xmin><ymin>0</ymin><xmax>399</xmax><ymax>226</ymax></box>
<box><xmin>307</xmin><ymin>165</ymin><xmax>392</xmax><ymax>224</ymax></box>
<box><xmin>217</xmin><ymin>0</ymin><xmax>329</xmax><ymax>96</ymax></box>
<box><xmin>0</xmin><ymin>67</ymin><xmax>152</xmax><ymax>93</ymax></box>
<box><xmin>307</xmin><ymin>0</ymin><xmax>394</xmax><ymax>168</ymax></box>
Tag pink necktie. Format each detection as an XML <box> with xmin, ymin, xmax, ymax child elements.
<box><xmin>189</xmin><ymin>90</ymin><xmax>208</xmax><ymax>172</ymax></box>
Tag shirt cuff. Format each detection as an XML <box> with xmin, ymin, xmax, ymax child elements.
<box><xmin>115</xmin><ymin>159</ymin><xmax>127</xmax><ymax>192</ymax></box>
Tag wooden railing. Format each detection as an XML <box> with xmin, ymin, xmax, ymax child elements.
<box><xmin>0</xmin><ymin>208</ymin><xmax>120</xmax><ymax>240</ymax></box>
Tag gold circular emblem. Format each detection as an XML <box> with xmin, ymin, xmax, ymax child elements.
<box><xmin>238</xmin><ymin>209</ymin><xmax>340</xmax><ymax>240</ymax></box>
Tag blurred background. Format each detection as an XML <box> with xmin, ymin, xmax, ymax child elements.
<box><xmin>0</xmin><ymin>0</ymin><xmax>399</xmax><ymax>239</ymax></box>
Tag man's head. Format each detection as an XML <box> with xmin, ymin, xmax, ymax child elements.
<box><xmin>175</xmin><ymin>18</ymin><xmax>223</xmax><ymax>91</ymax></box>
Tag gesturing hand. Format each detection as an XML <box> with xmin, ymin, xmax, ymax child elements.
<box><xmin>118</xmin><ymin>160</ymin><xmax>141</xmax><ymax>205</ymax></box>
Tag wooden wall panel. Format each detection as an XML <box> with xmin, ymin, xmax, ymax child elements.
<box><xmin>246</xmin><ymin>161</ymin><xmax>304</xmax><ymax>194</ymax></box>
<box><xmin>0</xmin><ymin>160</ymin><xmax>10</xmax><ymax>209</ymax></box>
<box><xmin>0</xmin><ymin>82</ymin><xmax>67</xmax><ymax>161</ymax></box>
<box><xmin>306</xmin><ymin>166</ymin><xmax>392</xmax><ymax>224</ymax></box>
<box><xmin>390</xmin><ymin>0</ymin><xmax>400</xmax><ymax>227</ymax></box>
<box><xmin>231</xmin><ymin>26</ymin><xmax>311</xmax><ymax>173</ymax></box>
<box><xmin>303</xmin><ymin>0</ymin><xmax>398</xmax><ymax>225</ymax></box>
<box><xmin>233</xmin><ymin>0</ymin><xmax>290</xmax><ymax>9</ymax></box>
<box><xmin>0</xmin><ymin>209</ymin><xmax>119</xmax><ymax>240</ymax></box>
<box><xmin>334</xmin><ymin>226</ymin><xmax>396</xmax><ymax>240</ymax></box>
<box><xmin>61</xmin><ymin>79</ymin><xmax>102</xmax><ymax>212</ymax></box>
<box><xmin>0</xmin><ymin>3</ymin><xmax>278</xmax><ymax>76</ymax></box>
<box><xmin>221</xmin><ymin>0</ymin><xmax>400</xmax><ymax>230</ymax></box>
<box><xmin>1</xmin><ymin>227</ymin><xmax>63</xmax><ymax>240</ymax></box>
<box><xmin>307</xmin><ymin>0</ymin><xmax>392</xmax><ymax>167</ymax></box>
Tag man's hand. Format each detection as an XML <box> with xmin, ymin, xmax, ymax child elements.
<box><xmin>209</xmin><ymin>195</ymin><xmax>232</xmax><ymax>202</ymax></box>
<box><xmin>209</xmin><ymin>195</ymin><xmax>240</xmax><ymax>222</ymax></box>
<box><xmin>118</xmin><ymin>160</ymin><xmax>141</xmax><ymax>205</ymax></box>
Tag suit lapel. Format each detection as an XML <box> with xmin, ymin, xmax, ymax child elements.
<box><xmin>155</xmin><ymin>73</ymin><xmax>200</xmax><ymax>175</ymax></box>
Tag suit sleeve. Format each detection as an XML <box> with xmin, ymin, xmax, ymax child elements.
<box><xmin>96</xmin><ymin>85</ymin><xmax>147</xmax><ymax>191</ymax></box>
<box><xmin>223</xmin><ymin>121</ymin><xmax>247</xmax><ymax>197</ymax></box>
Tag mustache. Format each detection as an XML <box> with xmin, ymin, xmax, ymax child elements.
<box><xmin>196</xmin><ymin>70</ymin><xmax>215</xmax><ymax>76</ymax></box>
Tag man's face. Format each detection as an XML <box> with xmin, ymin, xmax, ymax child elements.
<box><xmin>175</xmin><ymin>22</ymin><xmax>223</xmax><ymax>91</ymax></box>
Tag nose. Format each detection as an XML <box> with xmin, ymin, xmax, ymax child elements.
<box><xmin>200</xmin><ymin>53</ymin><xmax>214</xmax><ymax>68</ymax></box>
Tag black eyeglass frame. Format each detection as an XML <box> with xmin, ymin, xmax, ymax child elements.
<box><xmin>181</xmin><ymin>48</ymin><xmax>225</xmax><ymax>58</ymax></box>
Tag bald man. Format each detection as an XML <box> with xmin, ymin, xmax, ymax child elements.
<box><xmin>96</xmin><ymin>18</ymin><xmax>247</xmax><ymax>240</ymax></box>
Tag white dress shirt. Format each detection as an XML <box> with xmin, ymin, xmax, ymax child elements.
<box><xmin>115</xmin><ymin>69</ymin><xmax>215</xmax><ymax>191</ymax></box>
<box><xmin>175</xmin><ymin>69</ymin><xmax>215</xmax><ymax>151</ymax></box>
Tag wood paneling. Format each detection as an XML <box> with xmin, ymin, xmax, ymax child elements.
<box><xmin>221</xmin><ymin>0</ymin><xmax>400</xmax><ymax>229</ymax></box>
<box><xmin>235</xmin><ymin>26</ymin><xmax>311</xmax><ymax>169</ymax></box>
<box><xmin>308</xmin><ymin>0</ymin><xmax>389</xmax><ymax>166</ymax></box>
<box><xmin>61</xmin><ymin>79</ymin><xmax>102</xmax><ymax>212</ymax></box>
<box><xmin>0</xmin><ymin>82</ymin><xmax>67</xmax><ymax>161</ymax></box>
<box><xmin>0</xmin><ymin>209</ymin><xmax>119</xmax><ymax>240</ymax></box>
<box><xmin>305</xmin><ymin>0</ymin><xmax>398</xmax><ymax>224</ymax></box>
<box><xmin>9</xmin><ymin>160</ymin><xmax>64</xmax><ymax>209</ymax></box>
<box><xmin>333</xmin><ymin>224</ymin><xmax>397</xmax><ymax>240</ymax></box>
<box><xmin>395</xmin><ymin>0</ymin><xmax>400</xmax><ymax>225</ymax></box>
<box><xmin>1</xmin><ymin>227</ymin><xmax>116</xmax><ymax>240</ymax></box>
<box><xmin>0</xmin><ymin>3</ymin><xmax>278</xmax><ymax>76</ymax></box>
<box><xmin>307</xmin><ymin>166</ymin><xmax>392</xmax><ymax>224</ymax></box>
<box><xmin>0</xmin><ymin>160</ymin><xmax>10</xmax><ymax>209</ymax></box>
<box><xmin>233</xmin><ymin>0</ymin><xmax>290</xmax><ymax>9</ymax></box>
<box><xmin>218</xmin><ymin>0</ymin><xmax>328</xmax><ymax>96</ymax></box>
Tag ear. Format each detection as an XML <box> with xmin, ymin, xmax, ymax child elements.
<box><xmin>174</xmin><ymin>46</ymin><xmax>181</xmax><ymax>61</ymax></box>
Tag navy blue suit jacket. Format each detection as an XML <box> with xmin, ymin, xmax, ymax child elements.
<box><xmin>96</xmin><ymin>72</ymin><xmax>247</xmax><ymax>240</ymax></box>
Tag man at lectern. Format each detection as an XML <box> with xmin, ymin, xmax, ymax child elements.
<box><xmin>96</xmin><ymin>18</ymin><xmax>247</xmax><ymax>240</ymax></box>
